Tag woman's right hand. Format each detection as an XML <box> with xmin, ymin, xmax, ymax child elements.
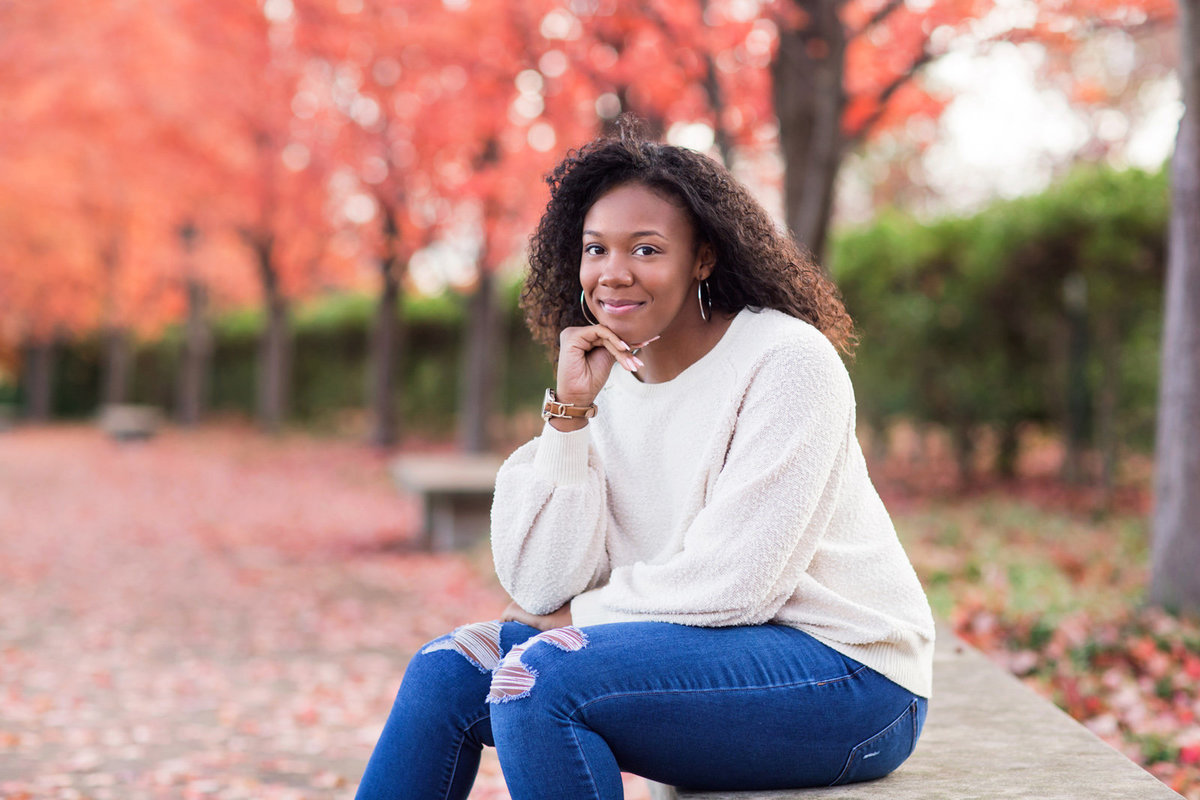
<box><xmin>501</xmin><ymin>599</ymin><xmax>573</xmax><ymax>631</ymax></box>
<box><xmin>553</xmin><ymin>324</ymin><xmax>643</xmax><ymax>412</ymax></box>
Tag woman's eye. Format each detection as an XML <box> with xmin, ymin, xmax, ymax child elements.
<box><xmin>633</xmin><ymin>245</ymin><xmax>658</xmax><ymax>256</ymax></box>
<box><xmin>584</xmin><ymin>243</ymin><xmax>604</xmax><ymax>256</ymax></box>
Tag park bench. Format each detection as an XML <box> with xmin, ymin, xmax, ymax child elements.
<box><xmin>97</xmin><ymin>403</ymin><xmax>162</xmax><ymax>440</ymax></box>
<box><xmin>646</xmin><ymin>622</ymin><xmax>1185</xmax><ymax>800</ymax></box>
<box><xmin>389</xmin><ymin>453</ymin><xmax>504</xmax><ymax>551</ymax></box>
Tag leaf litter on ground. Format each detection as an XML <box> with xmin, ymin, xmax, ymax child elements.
<box><xmin>2</xmin><ymin>422</ymin><xmax>1195</xmax><ymax>799</ymax></box>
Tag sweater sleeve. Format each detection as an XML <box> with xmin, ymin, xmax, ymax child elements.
<box><xmin>570</xmin><ymin>339</ymin><xmax>854</xmax><ymax>628</ymax></box>
<box><xmin>489</xmin><ymin>422</ymin><xmax>610</xmax><ymax>615</ymax></box>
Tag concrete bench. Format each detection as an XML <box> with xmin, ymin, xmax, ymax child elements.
<box><xmin>97</xmin><ymin>403</ymin><xmax>162</xmax><ymax>441</ymax></box>
<box><xmin>646</xmin><ymin>623</ymin><xmax>1184</xmax><ymax>800</ymax></box>
<box><xmin>389</xmin><ymin>453</ymin><xmax>504</xmax><ymax>551</ymax></box>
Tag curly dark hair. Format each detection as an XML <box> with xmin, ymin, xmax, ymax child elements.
<box><xmin>521</xmin><ymin>119</ymin><xmax>857</xmax><ymax>358</ymax></box>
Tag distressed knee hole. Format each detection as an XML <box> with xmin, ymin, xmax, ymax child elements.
<box><xmin>486</xmin><ymin>626</ymin><xmax>588</xmax><ymax>704</ymax></box>
<box><xmin>420</xmin><ymin>621</ymin><xmax>503</xmax><ymax>673</ymax></box>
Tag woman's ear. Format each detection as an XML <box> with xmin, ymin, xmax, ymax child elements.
<box><xmin>696</xmin><ymin>242</ymin><xmax>716</xmax><ymax>280</ymax></box>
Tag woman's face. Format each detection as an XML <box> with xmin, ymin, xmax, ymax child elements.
<box><xmin>579</xmin><ymin>182</ymin><xmax>713</xmax><ymax>346</ymax></box>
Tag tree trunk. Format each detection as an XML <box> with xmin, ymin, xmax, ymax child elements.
<box><xmin>1151</xmin><ymin>0</ymin><xmax>1200</xmax><ymax>612</ymax></box>
<box><xmin>1094</xmin><ymin>315</ymin><xmax>1120</xmax><ymax>504</ymax></box>
<box><xmin>1061</xmin><ymin>273</ymin><xmax>1090</xmax><ymax>485</ymax></box>
<box><xmin>102</xmin><ymin>327</ymin><xmax>133</xmax><ymax>408</ymax></box>
<box><xmin>953</xmin><ymin>423</ymin><xmax>975</xmax><ymax>489</ymax></box>
<box><xmin>22</xmin><ymin>337</ymin><xmax>55</xmax><ymax>421</ymax></box>
<box><xmin>368</xmin><ymin>255</ymin><xmax>402</xmax><ymax>448</ymax></box>
<box><xmin>772</xmin><ymin>0</ymin><xmax>846</xmax><ymax>265</ymax></box>
<box><xmin>459</xmin><ymin>269</ymin><xmax>503</xmax><ymax>453</ymax></box>
<box><xmin>176</xmin><ymin>279</ymin><xmax>212</xmax><ymax>426</ymax></box>
<box><xmin>255</xmin><ymin>242</ymin><xmax>291</xmax><ymax>432</ymax></box>
<box><xmin>995</xmin><ymin>421</ymin><xmax>1021</xmax><ymax>480</ymax></box>
<box><xmin>697</xmin><ymin>0</ymin><xmax>734</xmax><ymax>167</ymax></box>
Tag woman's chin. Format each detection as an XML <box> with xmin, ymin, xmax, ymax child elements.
<box><xmin>603</xmin><ymin>318</ymin><xmax>654</xmax><ymax>344</ymax></box>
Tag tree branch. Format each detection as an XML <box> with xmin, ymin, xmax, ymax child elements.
<box><xmin>848</xmin><ymin>0</ymin><xmax>906</xmax><ymax>42</ymax></box>
<box><xmin>846</xmin><ymin>47</ymin><xmax>934</xmax><ymax>145</ymax></box>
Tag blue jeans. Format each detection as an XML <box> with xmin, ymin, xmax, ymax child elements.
<box><xmin>355</xmin><ymin>620</ymin><xmax>927</xmax><ymax>800</ymax></box>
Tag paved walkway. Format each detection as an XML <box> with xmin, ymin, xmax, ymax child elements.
<box><xmin>1</xmin><ymin>425</ymin><xmax>659</xmax><ymax>799</ymax></box>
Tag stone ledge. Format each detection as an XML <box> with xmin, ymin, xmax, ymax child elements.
<box><xmin>97</xmin><ymin>404</ymin><xmax>162</xmax><ymax>441</ymax></box>
<box><xmin>389</xmin><ymin>454</ymin><xmax>503</xmax><ymax>550</ymax></box>
<box><xmin>647</xmin><ymin>623</ymin><xmax>1183</xmax><ymax>800</ymax></box>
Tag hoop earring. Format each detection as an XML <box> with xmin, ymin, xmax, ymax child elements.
<box><xmin>580</xmin><ymin>290</ymin><xmax>600</xmax><ymax>325</ymax></box>
<box><xmin>698</xmin><ymin>279</ymin><xmax>712</xmax><ymax>322</ymax></box>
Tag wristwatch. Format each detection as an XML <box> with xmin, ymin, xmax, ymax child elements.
<box><xmin>541</xmin><ymin>389</ymin><xmax>598</xmax><ymax>421</ymax></box>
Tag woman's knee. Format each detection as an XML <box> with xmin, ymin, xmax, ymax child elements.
<box><xmin>418</xmin><ymin>620</ymin><xmax>506</xmax><ymax>672</ymax></box>
<box><xmin>394</xmin><ymin>621</ymin><xmax>507</xmax><ymax>717</ymax></box>
<box><xmin>486</xmin><ymin>625</ymin><xmax>590</xmax><ymax>706</ymax></box>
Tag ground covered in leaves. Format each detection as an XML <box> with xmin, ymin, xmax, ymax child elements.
<box><xmin>0</xmin><ymin>424</ymin><xmax>654</xmax><ymax>800</ymax></box>
<box><xmin>2</xmin><ymin>423</ymin><xmax>1196</xmax><ymax>798</ymax></box>
<box><xmin>873</xmin><ymin>436</ymin><xmax>1200</xmax><ymax>800</ymax></box>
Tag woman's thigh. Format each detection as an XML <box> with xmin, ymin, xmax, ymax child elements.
<box><xmin>511</xmin><ymin>621</ymin><xmax>926</xmax><ymax>790</ymax></box>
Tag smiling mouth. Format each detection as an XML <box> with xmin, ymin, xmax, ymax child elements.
<box><xmin>599</xmin><ymin>300</ymin><xmax>645</xmax><ymax>314</ymax></box>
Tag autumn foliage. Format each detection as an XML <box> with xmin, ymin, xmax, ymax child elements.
<box><xmin>0</xmin><ymin>0</ymin><xmax>1175</xmax><ymax>389</ymax></box>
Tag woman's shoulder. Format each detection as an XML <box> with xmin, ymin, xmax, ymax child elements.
<box><xmin>730</xmin><ymin>308</ymin><xmax>854</xmax><ymax>407</ymax></box>
<box><xmin>734</xmin><ymin>307</ymin><xmax>845</xmax><ymax>370</ymax></box>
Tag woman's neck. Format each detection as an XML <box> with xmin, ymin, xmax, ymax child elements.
<box><xmin>633</xmin><ymin>311</ymin><xmax>737</xmax><ymax>384</ymax></box>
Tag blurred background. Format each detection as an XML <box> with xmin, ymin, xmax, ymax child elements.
<box><xmin>2</xmin><ymin>0</ymin><xmax>1198</xmax><ymax>798</ymax></box>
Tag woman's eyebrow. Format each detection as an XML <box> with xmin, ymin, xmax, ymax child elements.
<box><xmin>582</xmin><ymin>229</ymin><xmax>667</xmax><ymax>238</ymax></box>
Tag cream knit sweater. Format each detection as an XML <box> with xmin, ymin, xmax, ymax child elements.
<box><xmin>491</xmin><ymin>308</ymin><xmax>935</xmax><ymax>697</ymax></box>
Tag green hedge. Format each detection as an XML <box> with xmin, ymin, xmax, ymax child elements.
<box><xmin>7</xmin><ymin>163</ymin><xmax>1167</xmax><ymax>467</ymax></box>
<box><xmin>830</xmin><ymin>163</ymin><xmax>1166</xmax><ymax>472</ymax></box>
<box><xmin>16</xmin><ymin>282</ymin><xmax>553</xmax><ymax>434</ymax></box>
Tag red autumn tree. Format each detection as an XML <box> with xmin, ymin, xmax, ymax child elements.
<box><xmin>0</xmin><ymin>1</ymin><xmax>201</xmax><ymax>414</ymax></box>
<box><xmin>294</xmin><ymin>0</ymin><xmax>596</xmax><ymax>450</ymax></box>
<box><xmin>424</xmin><ymin>0</ymin><xmax>597</xmax><ymax>452</ymax></box>
<box><xmin>289</xmin><ymin>0</ymin><xmax>463</xmax><ymax>447</ymax></box>
<box><xmin>170</xmin><ymin>0</ymin><xmax>353</xmax><ymax>432</ymax></box>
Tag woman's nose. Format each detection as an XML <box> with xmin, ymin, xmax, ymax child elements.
<box><xmin>597</xmin><ymin>256</ymin><xmax>634</xmax><ymax>286</ymax></box>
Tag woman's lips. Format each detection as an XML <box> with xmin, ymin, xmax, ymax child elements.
<box><xmin>599</xmin><ymin>299</ymin><xmax>645</xmax><ymax>315</ymax></box>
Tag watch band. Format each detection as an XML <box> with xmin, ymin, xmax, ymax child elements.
<box><xmin>542</xmin><ymin>389</ymin><xmax>597</xmax><ymax>421</ymax></box>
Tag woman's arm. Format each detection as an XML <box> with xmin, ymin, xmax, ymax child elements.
<box><xmin>490</xmin><ymin>428</ymin><xmax>610</xmax><ymax>615</ymax></box>
<box><xmin>491</xmin><ymin>322</ymin><xmax>645</xmax><ymax>615</ymax></box>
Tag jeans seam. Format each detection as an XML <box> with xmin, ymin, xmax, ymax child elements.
<box><xmin>909</xmin><ymin>700</ymin><xmax>918</xmax><ymax>751</ymax></box>
<box><xmin>566</xmin><ymin>663</ymin><xmax>872</xmax><ymax>718</ymax></box>
<box><xmin>567</xmin><ymin>715</ymin><xmax>605</xmax><ymax>800</ymax></box>
<box><xmin>828</xmin><ymin>697</ymin><xmax>917</xmax><ymax>786</ymax></box>
<box><xmin>440</xmin><ymin>714</ymin><xmax>489</xmax><ymax>800</ymax></box>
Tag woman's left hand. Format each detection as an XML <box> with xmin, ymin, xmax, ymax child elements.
<box><xmin>501</xmin><ymin>599</ymin><xmax>574</xmax><ymax>631</ymax></box>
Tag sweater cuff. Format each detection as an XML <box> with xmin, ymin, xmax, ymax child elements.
<box><xmin>533</xmin><ymin>421</ymin><xmax>591</xmax><ymax>485</ymax></box>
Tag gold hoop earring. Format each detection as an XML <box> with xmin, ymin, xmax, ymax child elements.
<box><xmin>580</xmin><ymin>290</ymin><xmax>600</xmax><ymax>325</ymax></box>
<box><xmin>698</xmin><ymin>279</ymin><xmax>712</xmax><ymax>322</ymax></box>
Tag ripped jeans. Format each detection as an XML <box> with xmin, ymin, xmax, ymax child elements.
<box><xmin>354</xmin><ymin>621</ymin><xmax>927</xmax><ymax>800</ymax></box>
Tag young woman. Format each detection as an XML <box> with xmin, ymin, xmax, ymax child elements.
<box><xmin>355</xmin><ymin>124</ymin><xmax>935</xmax><ymax>800</ymax></box>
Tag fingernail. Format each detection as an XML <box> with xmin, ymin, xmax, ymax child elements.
<box><xmin>619</xmin><ymin>340</ymin><xmax>631</xmax><ymax>351</ymax></box>
<box><xmin>626</xmin><ymin>359</ymin><xmax>638</xmax><ymax>372</ymax></box>
<box><xmin>633</xmin><ymin>356</ymin><xmax>645</xmax><ymax>368</ymax></box>
<box><xmin>633</xmin><ymin>335</ymin><xmax>661</xmax><ymax>348</ymax></box>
